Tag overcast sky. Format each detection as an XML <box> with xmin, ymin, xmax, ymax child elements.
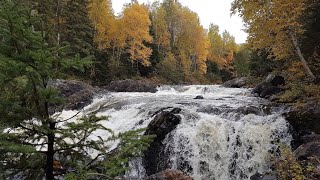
<box><xmin>112</xmin><ymin>0</ymin><xmax>247</xmax><ymax>44</ymax></box>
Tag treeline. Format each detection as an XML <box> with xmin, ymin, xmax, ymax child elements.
<box><xmin>26</xmin><ymin>0</ymin><xmax>241</xmax><ymax>84</ymax></box>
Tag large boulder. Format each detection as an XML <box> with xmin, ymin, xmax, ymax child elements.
<box><xmin>143</xmin><ymin>108</ymin><xmax>182</xmax><ymax>176</ymax></box>
<box><xmin>223</xmin><ymin>77</ymin><xmax>248</xmax><ymax>88</ymax></box>
<box><xmin>295</xmin><ymin>134</ymin><xmax>320</xmax><ymax>160</ymax></box>
<box><xmin>49</xmin><ymin>79</ymin><xmax>99</xmax><ymax>112</ymax></box>
<box><xmin>105</xmin><ymin>79</ymin><xmax>158</xmax><ymax>93</ymax></box>
<box><xmin>285</xmin><ymin>102</ymin><xmax>320</xmax><ymax>135</ymax></box>
<box><xmin>144</xmin><ymin>169</ymin><xmax>193</xmax><ymax>180</ymax></box>
<box><xmin>252</xmin><ymin>82</ymin><xmax>272</xmax><ymax>95</ymax></box>
<box><xmin>265</xmin><ymin>74</ymin><xmax>285</xmax><ymax>86</ymax></box>
<box><xmin>284</xmin><ymin>102</ymin><xmax>320</xmax><ymax>149</ymax></box>
<box><xmin>293</xmin><ymin>134</ymin><xmax>320</xmax><ymax>179</ymax></box>
<box><xmin>252</xmin><ymin>74</ymin><xmax>285</xmax><ymax>98</ymax></box>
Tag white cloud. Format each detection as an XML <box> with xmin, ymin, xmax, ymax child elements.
<box><xmin>112</xmin><ymin>0</ymin><xmax>247</xmax><ymax>44</ymax></box>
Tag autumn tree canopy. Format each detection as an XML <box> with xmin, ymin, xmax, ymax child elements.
<box><xmin>231</xmin><ymin>0</ymin><xmax>316</xmax><ymax>80</ymax></box>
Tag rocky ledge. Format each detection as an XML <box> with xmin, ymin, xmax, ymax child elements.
<box><xmin>222</xmin><ymin>77</ymin><xmax>248</xmax><ymax>88</ymax></box>
<box><xmin>49</xmin><ymin>79</ymin><xmax>100</xmax><ymax>112</ymax></box>
<box><xmin>105</xmin><ymin>79</ymin><xmax>158</xmax><ymax>93</ymax></box>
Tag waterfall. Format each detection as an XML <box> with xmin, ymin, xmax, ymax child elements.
<box><xmin>57</xmin><ymin>85</ymin><xmax>291</xmax><ymax>180</ymax></box>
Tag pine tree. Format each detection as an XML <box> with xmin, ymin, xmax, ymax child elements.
<box><xmin>61</xmin><ymin>0</ymin><xmax>95</xmax><ymax>58</ymax></box>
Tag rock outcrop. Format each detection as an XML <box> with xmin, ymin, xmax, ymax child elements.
<box><xmin>293</xmin><ymin>134</ymin><xmax>320</xmax><ymax>179</ymax></box>
<box><xmin>252</xmin><ymin>74</ymin><xmax>285</xmax><ymax>99</ymax></box>
<box><xmin>143</xmin><ymin>108</ymin><xmax>182</xmax><ymax>176</ymax></box>
<box><xmin>105</xmin><ymin>79</ymin><xmax>158</xmax><ymax>93</ymax></box>
<box><xmin>49</xmin><ymin>79</ymin><xmax>99</xmax><ymax>112</ymax></box>
<box><xmin>284</xmin><ymin>102</ymin><xmax>320</xmax><ymax>138</ymax></box>
<box><xmin>223</xmin><ymin>77</ymin><xmax>248</xmax><ymax>88</ymax></box>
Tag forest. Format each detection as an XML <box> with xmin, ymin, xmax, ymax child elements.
<box><xmin>0</xmin><ymin>0</ymin><xmax>320</xmax><ymax>179</ymax></box>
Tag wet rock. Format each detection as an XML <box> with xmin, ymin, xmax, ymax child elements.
<box><xmin>144</xmin><ymin>169</ymin><xmax>193</xmax><ymax>180</ymax></box>
<box><xmin>235</xmin><ymin>106</ymin><xmax>262</xmax><ymax>115</ymax></box>
<box><xmin>250</xmin><ymin>172</ymin><xmax>277</xmax><ymax>180</ymax></box>
<box><xmin>170</xmin><ymin>108</ymin><xmax>182</xmax><ymax>114</ymax></box>
<box><xmin>105</xmin><ymin>79</ymin><xmax>157</xmax><ymax>93</ymax></box>
<box><xmin>145</xmin><ymin>109</ymin><xmax>182</xmax><ymax>140</ymax></box>
<box><xmin>223</xmin><ymin>77</ymin><xmax>248</xmax><ymax>88</ymax></box>
<box><xmin>194</xmin><ymin>95</ymin><xmax>204</xmax><ymax>99</ymax></box>
<box><xmin>48</xmin><ymin>79</ymin><xmax>99</xmax><ymax>112</ymax></box>
<box><xmin>144</xmin><ymin>109</ymin><xmax>182</xmax><ymax>175</ymax></box>
<box><xmin>197</xmin><ymin>106</ymin><xmax>222</xmax><ymax>114</ymax></box>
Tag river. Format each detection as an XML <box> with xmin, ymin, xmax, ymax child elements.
<box><xmin>58</xmin><ymin>85</ymin><xmax>291</xmax><ymax>180</ymax></box>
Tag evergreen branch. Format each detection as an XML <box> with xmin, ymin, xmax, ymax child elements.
<box><xmin>86</xmin><ymin>153</ymin><xmax>103</xmax><ymax>168</ymax></box>
<box><xmin>56</xmin><ymin>111</ymin><xmax>81</xmax><ymax>123</ymax></box>
<box><xmin>18</xmin><ymin>124</ymin><xmax>45</xmax><ymax>135</ymax></box>
<box><xmin>54</xmin><ymin>143</ymin><xmax>93</xmax><ymax>153</ymax></box>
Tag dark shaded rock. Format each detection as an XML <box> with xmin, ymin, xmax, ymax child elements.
<box><xmin>284</xmin><ymin>102</ymin><xmax>320</xmax><ymax>149</ymax></box>
<box><xmin>105</xmin><ymin>79</ymin><xmax>157</xmax><ymax>93</ymax></box>
<box><xmin>194</xmin><ymin>95</ymin><xmax>204</xmax><ymax>99</ymax></box>
<box><xmin>144</xmin><ymin>169</ymin><xmax>193</xmax><ymax>180</ymax></box>
<box><xmin>252</xmin><ymin>82</ymin><xmax>272</xmax><ymax>95</ymax></box>
<box><xmin>235</xmin><ymin>106</ymin><xmax>263</xmax><ymax>115</ymax></box>
<box><xmin>252</xmin><ymin>74</ymin><xmax>285</xmax><ymax>99</ymax></box>
<box><xmin>144</xmin><ymin>109</ymin><xmax>182</xmax><ymax>176</ymax></box>
<box><xmin>223</xmin><ymin>77</ymin><xmax>248</xmax><ymax>88</ymax></box>
<box><xmin>294</xmin><ymin>134</ymin><xmax>320</xmax><ymax>179</ymax></box>
<box><xmin>285</xmin><ymin>102</ymin><xmax>320</xmax><ymax>135</ymax></box>
<box><xmin>301</xmin><ymin>134</ymin><xmax>320</xmax><ymax>144</ymax></box>
<box><xmin>260</xmin><ymin>87</ymin><xmax>282</xmax><ymax>98</ymax></box>
<box><xmin>170</xmin><ymin>108</ymin><xmax>182</xmax><ymax>114</ymax></box>
<box><xmin>250</xmin><ymin>173</ymin><xmax>277</xmax><ymax>180</ymax></box>
<box><xmin>295</xmin><ymin>134</ymin><xmax>320</xmax><ymax>160</ymax></box>
<box><xmin>48</xmin><ymin>79</ymin><xmax>99</xmax><ymax>112</ymax></box>
<box><xmin>265</xmin><ymin>74</ymin><xmax>285</xmax><ymax>86</ymax></box>
<box><xmin>145</xmin><ymin>109</ymin><xmax>181</xmax><ymax>140</ymax></box>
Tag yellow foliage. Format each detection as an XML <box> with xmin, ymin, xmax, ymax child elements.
<box><xmin>274</xmin><ymin>145</ymin><xmax>305</xmax><ymax>180</ymax></box>
<box><xmin>207</xmin><ymin>24</ymin><xmax>238</xmax><ymax>70</ymax></box>
<box><xmin>122</xmin><ymin>3</ymin><xmax>153</xmax><ymax>66</ymax></box>
<box><xmin>287</xmin><ymin>62</ymin><xmax>307</xmax><ymax>81</ymax></box>
<box><xmin>88</xmin><ymin>0</ymin><xmax>115</xmax><ymax>49</ymax></box>
<box><xmin>152</xmin><ymin>5</ymin><xmax>171</xmax><ymax>52</ymax></box>
<box><xmin>232</xmin><ymin>0</ymin><xmax>306</xmax><ymax>60</ymax></box>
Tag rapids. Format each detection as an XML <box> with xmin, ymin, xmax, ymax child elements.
<box><xmin>58</xmin><ymin>85</ymin><xmax>291</xmax><ymax>180</ymax></box>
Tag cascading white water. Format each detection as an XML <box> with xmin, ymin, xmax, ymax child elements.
<box><xmin>57</xmin><ymin>85</ymin><xmax>291</xmax><ymax>180</ymax></box>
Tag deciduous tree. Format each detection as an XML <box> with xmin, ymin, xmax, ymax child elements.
<box><xmin>232</xmin><ymin>0</ymin><xmax>316</xmax><ymax>80</ymax></box>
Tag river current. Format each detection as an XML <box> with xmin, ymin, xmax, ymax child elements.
<box><xmin>58</xmin><ymin>85</ymin><xmax>291</xmax><ymax>180</ymax></box>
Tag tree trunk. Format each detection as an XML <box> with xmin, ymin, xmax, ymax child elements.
<box><xmin>289</xmin><ymin>31</ymin><xmax>316</xmax><ymax>80</ymax></box>
<box><xmin>46</xmin><ymin>122</ymin><xmax>55</xmax><ymax>180</ymax></box>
